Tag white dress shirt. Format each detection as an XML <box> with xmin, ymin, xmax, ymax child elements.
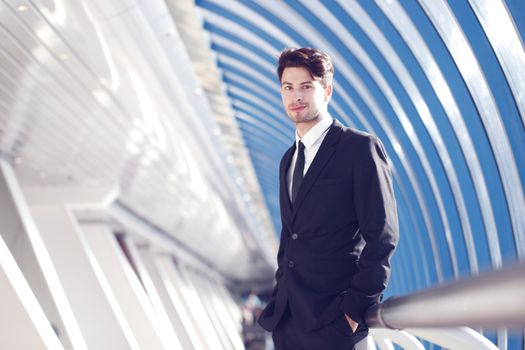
<box><xmin>287</xmin><ymin>116</ymin><xmax>333</xmax><ymax>199</ymax></box>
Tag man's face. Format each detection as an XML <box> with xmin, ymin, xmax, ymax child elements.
<box><xmin>280</xmin><ymin>66</ymin><xmax>332</xmax><ymax>125</ymax></box>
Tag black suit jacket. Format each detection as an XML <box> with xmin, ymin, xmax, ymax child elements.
<box><xmin>258</xmin><ymin>119</ymin><xmax>398</xmax><ymax>332</ymax></box>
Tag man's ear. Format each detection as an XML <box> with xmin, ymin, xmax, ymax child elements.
<box><xmin>324</xmin><ymin>83</ymin><xmax>333</xmax><ymax>102</ymax></box>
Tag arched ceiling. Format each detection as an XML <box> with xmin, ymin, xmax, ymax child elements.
<box><xmin>0</xmin><ymin>0</ymin><xmax>523</xmax><ymax>301</ymax></box>
<box><xmin>193</xmin><ymin>0</ymin><xmax>525</xmax><ymax>296</ymax></box>
<box><xmin>0</xmin><ymin>0</ymin><xmax>277</xmax><ymax>283</ymax></box>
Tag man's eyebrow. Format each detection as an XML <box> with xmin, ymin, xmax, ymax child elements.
<box><xmin>281</xmin><ymin>81</ymin><xmax>314</xmax><ymax>85</ymax></box>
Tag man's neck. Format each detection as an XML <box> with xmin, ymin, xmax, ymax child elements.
<box><xmin>296</xmin><ymin>113</ymin><xmax>329</xmax><ymax>138</ymax></box>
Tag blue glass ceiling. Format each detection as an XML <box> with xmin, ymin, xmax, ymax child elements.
<box><xmin>196</xmin><ymin>1</ymin><xmax>525</xmax><ymax>316</ymax></box>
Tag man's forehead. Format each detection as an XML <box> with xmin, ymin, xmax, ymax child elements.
<box><xmin>282</xmin><ymin>66</ymin><xmax>315</xmax><ymax>77</ymax></box>
<box><xmin>281</xmin><ymin>72</ymin><xmax>318</xmax><ymax>85</ymax></box>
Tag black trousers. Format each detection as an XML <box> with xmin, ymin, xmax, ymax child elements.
<box><xmin>272</xmin><ymin>305</ymin><xmax>366</xmax><ymax>350</ymax></box>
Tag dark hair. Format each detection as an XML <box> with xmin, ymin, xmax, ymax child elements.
<box><xmin>277</xmin><ymin>47</ymin><xmax>334</xmax><ymax>88</ymax></box>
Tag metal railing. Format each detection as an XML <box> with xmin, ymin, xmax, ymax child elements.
<box><xmin>363</xmin><ymin>263</ymin><xmax>525</xmax><ymax>350</ymax></box>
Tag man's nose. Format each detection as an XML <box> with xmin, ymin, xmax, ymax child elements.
<box><xmin>294</xmin><ymin>91</ymin><xmax>303</xmax><ymax>101</ymax></box>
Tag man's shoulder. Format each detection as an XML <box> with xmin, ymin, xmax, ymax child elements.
<box><xmin>337</xmin><ymin>124</ymin><xmax>379</xmax><ymax>147</ymax></box>
<box><xmin>337</xmin><ymin>124</ymin><xmax>390</xmax><ymax>164</ymax></box>
<box><xmin>279</xmin><ymin>144</ymin><xmax>295</xmax><ymax>166</ymax></box>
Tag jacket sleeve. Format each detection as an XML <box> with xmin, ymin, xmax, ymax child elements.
<box><xmin>271</xmin><ymin>151</ymin><xmax>293</xmax><ymax>298</ymax></box>
<box><xmin>271</xmin><ymin>227</ymin><xmax>288</xmax><ymax>297</ymax></box>
<box><xmin>340</xmin><ymin>135</ymin><xmax>399</xmax><ymax>323</ymax></box>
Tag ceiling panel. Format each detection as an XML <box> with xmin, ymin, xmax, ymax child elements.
<box><xmin>195</xmin><ymin>0</ymin><xmax>525</xmax><ymax>296</ymax></box>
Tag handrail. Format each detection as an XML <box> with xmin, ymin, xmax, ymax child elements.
<box><xmin>365</xmin><ymin>263</ymin><xmax>525</xmax><ymax>329</ymax></box>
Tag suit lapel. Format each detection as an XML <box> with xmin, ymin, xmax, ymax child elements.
<box><xmin>280</xmin><ymin>144</ymin><xmax>295</xmax><ymax>228</ymax></box>
<box><xmin>292</xmin><ymin>120</ymin><xmax>343</xmax><ymax>221</ymax></box>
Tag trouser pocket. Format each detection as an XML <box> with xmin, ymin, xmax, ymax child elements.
<box><xmin>329</xmin><ymin>313</ymin><xmax>354</xmax><ymax>337</ymax></box>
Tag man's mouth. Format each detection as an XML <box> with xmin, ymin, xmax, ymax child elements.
<box><xmin>290</xmin><ymin>105</ymin><xmax>306</xmax><ymax>111</ymax></box>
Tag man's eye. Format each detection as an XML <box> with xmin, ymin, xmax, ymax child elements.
<box><xmin>303</xmin><ymin>85</ymin><xmax>312</xmax><ymax>89</ymax></box>
<box><xmin>283</xmin><ymin>86</ymin><xmax>292</xmax><ymax>90</ymax></box>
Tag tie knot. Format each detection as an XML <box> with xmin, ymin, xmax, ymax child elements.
<box><xmin>298</xmin><ymin>140</ymin><xmax>305</xmax><ymax>151</ymax></box>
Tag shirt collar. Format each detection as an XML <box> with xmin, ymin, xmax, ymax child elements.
<box><xmin>295</xmin><ymin>116</ymin><xmax>333</xmax><ymax>149</ymax></box>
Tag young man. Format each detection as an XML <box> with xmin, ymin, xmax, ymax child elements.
<box><xmin>258</xmin><ymin>48</ymin><xmax>399</xmax><ymax>349</ymax></box>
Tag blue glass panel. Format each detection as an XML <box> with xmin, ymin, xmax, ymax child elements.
<box><xmin>449</xmin><ymin>0</ymin><xmax>523</xmax><ymax>263</ymax></box>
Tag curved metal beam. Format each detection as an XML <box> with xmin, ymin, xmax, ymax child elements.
<box><xmin>418</xmin><ymin>0</ymin><xmax>525</xmax><ymax>260</ymax></box>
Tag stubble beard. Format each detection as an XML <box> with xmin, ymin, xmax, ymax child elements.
<box><xmin>289</xmin><ymin>108</ymin><xmax>320</xmax><ymax>125</ymax></box>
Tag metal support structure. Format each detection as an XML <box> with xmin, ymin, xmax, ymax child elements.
<box><xmin>365</xmin><ymin>264</ymin><xmax>525</xmax><ymax>349</ymax></box>
<box><xmin>406</xmin><ymin>327</ymin><xmax>498</xmax><ymax>350</ymax></box>
<box><xmin>78</xmin><ymin>222</ymin><xmax>178</xmax><ymax>350</ymax></box>
<box><xmin>0</xmin><ymin>234</ymin><xmax>64</xmax><ymax>350</ymax></box>
<box><xmin>0</xmin><ymin>158</ymin><xmax>88</xmax><ymax>350</ymax></box>
<box><xmin>366</xmin><ymin>263</ymin><xmax>525</xmax><ymax>329</ymax></box>
<box><xmin>372</xmin><ymin>337</ymin><xmax>394</xmax><ymax>350</ymax></box>
<box><xmin>369</xmin><ymin>329</ymin><xmax>424</xmax><ymax>350</ymax></box>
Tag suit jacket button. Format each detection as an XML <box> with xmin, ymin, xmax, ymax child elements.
<box><xmin>291</xmin><ymin>233</ymin><xmax>298</xmax><ymax>240</ymax></box>
<box><xmin>288</xmin><ymin>260</ymin><xmax>295</xmax><ymax>268</ymax></box>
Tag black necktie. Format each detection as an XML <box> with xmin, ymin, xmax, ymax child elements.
<box><xmin>291</xmin><ymin>141</ymin><xmax>305</xmax><ymax>204</ymax></box>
